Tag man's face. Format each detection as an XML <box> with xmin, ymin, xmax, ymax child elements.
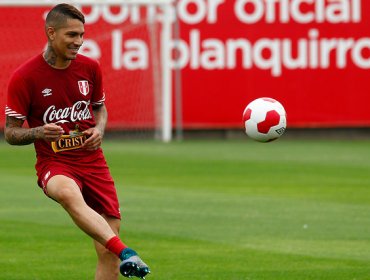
<box><xmin>50</xmin><ymin>18</ymin><xmax>84</xmax><ymax>61</ymax></box>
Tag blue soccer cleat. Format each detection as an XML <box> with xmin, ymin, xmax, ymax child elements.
<box><xmin>120</xmin><ymin>248</ymin><xmax>150</xmax><ymax>279</ymax></box>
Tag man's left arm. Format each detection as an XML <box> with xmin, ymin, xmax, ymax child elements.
<box><xmin>82</xmin><ymin>104</ymin><xmax>108</xmax><ymax>151</ymax></box>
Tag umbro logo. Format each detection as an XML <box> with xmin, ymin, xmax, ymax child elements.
<box><xmin>42</xmin><ymin>88</ymin><xmax>53</xmax><ymax>97</ymax></box>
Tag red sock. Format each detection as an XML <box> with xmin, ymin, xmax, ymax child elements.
<box><xmin>105</xmin><ymin>236</ymin><xmax>127</xmax><ymax>258</ymax></box>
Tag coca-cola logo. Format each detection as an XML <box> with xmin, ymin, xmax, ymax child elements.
<box><xmin>43</xmin><ymin>101</ymin><xmax>92</xmax><ymax>124</ymax></box>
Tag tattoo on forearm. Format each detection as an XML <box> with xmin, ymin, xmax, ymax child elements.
<box><xmin>5</xmin><ymin>116</ymin><xmax>41</xmax><ymax>145</ymax></box>
<box><xmin>92</xmin><ymin>105</ymin><xmax>108</xmax><ymax>135</ymax></box>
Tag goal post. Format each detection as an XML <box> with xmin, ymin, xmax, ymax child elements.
<box><xmin>0</xmin><ymin>0</ymin><xmax>175</xmax><ymax>142</ymax></box>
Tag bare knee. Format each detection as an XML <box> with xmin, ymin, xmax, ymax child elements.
<box><xmin>46</xmin><ymin>176</ymin><xmax>82</xmax><ymax>209</ymax></box>
<box><xmin>56</xmin><ymin>186</ymin><xmax>81</xmax><ymax>208</ymax></box>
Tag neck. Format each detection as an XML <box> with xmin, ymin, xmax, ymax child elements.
<box><xmin>43</xmin><ymin>47</ymin><xmax>71</xmax><ymax>69</ymax></box>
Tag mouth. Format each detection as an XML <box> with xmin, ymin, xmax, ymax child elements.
<box><xmin>68</xmin><ymin>47</ymin><xmax>80</xmax><ymax>55</ymax></box>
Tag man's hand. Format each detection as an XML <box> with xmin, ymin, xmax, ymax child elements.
<box><xmin>82</xmin><ymin>127</ymin><xmax>103</xmax><ymax>151</ymax></box>
<box><xmin>43</xmin><ymin>123</ymin><xmax>65</xmax><ymax>142</ymax></box>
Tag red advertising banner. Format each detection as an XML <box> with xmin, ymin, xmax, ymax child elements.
<box><xmin>175</xmin><ymin>0</ymin><xmax>370</xmax><ymax>128</ymax></box>
<box><xmin>0</xmin><ymin>0</ymin><xmax>369</xmax><ymax>130</ymax></box>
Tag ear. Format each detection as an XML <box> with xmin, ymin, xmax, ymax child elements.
<box><xmin>46</xmin><ymin>26</ymin><xmax>56</xmax><ymax>41</ymax></box>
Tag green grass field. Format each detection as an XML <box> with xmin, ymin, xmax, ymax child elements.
<box><xmin>0</xmin><ymin>138</ymin><xmax>370</xmax><ymax>280</ymax></box>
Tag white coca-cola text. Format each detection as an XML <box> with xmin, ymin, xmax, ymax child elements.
<box><xmin>43</xmin><ymin>101</ymin><xmax>92</xmax><ymax>124</ymax></box>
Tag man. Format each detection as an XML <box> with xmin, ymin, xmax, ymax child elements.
<box><xmin>4</xmin><ymin>3</ymin><xmax>149</xmax><ymax>279</ymax></box>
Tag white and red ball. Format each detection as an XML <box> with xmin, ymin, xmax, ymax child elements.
<box><xmin>243</xmin><ymin>97</ymin><xmax>287</xmax><ymax>142</ymax></box>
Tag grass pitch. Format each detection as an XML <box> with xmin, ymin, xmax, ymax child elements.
<box><xmin>0</xmin><ymin>139</ymin><xmax>370</xmax><ymax>279</ymax></box>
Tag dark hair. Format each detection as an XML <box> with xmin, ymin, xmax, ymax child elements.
<box><xmin>46</xmin><ymin>3</ymin><xmax>85</xmax><ymax>29</ymax></box>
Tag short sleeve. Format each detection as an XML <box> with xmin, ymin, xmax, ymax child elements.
<box><xmin>5</xmin><ymin>72</ymin><xmax>31</xmax><ymax>120</ymax></box>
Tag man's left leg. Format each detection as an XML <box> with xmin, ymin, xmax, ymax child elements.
<box><xmin>94</xmin><ymin>214</ymin><xmax>121</xmax><ymax>280</ymax></box>
<box><xmin>84</xmin><ymin>161</ymin><xmax>150</xmax><ymax>279</ymax></box>
<box><xmin>94</xmin><ymin>215</ymin><xmax>150</xmax><ymax>279</ymax></box>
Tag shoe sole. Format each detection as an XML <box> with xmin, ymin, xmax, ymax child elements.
<box><xmin>120</xmin><ymin>257</ymin><xmax>150</xmax><ymax>279</ymax></box>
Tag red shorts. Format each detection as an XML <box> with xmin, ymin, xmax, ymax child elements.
<box><xmin>36</xmin><ymin>154</ymin><xmax>121</xmax><ymax>219</ymax></box>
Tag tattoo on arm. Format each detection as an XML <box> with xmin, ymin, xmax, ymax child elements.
<box><xmin>92</xmin><ymin>104</ymin><xmax>108</xmax><ymax>136</ymax></box>
<box><xmin>4</xmin><ymin>116</ymin><xmax>42</xmax><ymax>145</ymax></box>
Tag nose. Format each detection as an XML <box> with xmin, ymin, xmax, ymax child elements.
<box><xmin>74</xmin><ymin>35</ymin><xmax>83</xmax><ymax>46</ymax></box>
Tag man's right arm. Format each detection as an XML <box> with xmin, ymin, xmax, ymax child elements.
<box><xmin>4</xmin><ymin>116</ymin><xmax>64</xmax><ymax>145</ymax></box>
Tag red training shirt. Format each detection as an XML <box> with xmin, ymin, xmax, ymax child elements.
<box><xmin>6</xmin><ymin>53</ymin><xmax>106</xmax><ymax>163</ymax></box>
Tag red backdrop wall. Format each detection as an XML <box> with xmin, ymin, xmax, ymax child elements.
<box><xmin>1</xmin><ymin>1</ymin><xmax>369</xmax><ymax>130</ymax></box>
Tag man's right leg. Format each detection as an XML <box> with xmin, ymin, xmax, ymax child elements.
<box><xmin>46</xmin><ymin>175</ymin><xmax>116</xmax><ymax>245</ymax></box>
<box><xmin>46</xmin><ymin>175</ymin><xmax>150</xmax><ymax>279</ymax></box>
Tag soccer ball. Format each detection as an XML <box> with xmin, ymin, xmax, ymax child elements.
<box><xmin>242</xmin><ymin>97</ymin><xmax>287</xmax><ymax>142</ymax></box>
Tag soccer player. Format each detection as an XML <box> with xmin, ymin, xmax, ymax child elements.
<box><xmin>4</xmin><ymin>4</ymin><xmax>149</xmax><ymax>279</ymax></box>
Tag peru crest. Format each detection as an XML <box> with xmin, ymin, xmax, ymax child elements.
<box><xmin>78</xmin><ymin>80</ymin><xmax>89</xmax><ymax>96</ymax></box>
